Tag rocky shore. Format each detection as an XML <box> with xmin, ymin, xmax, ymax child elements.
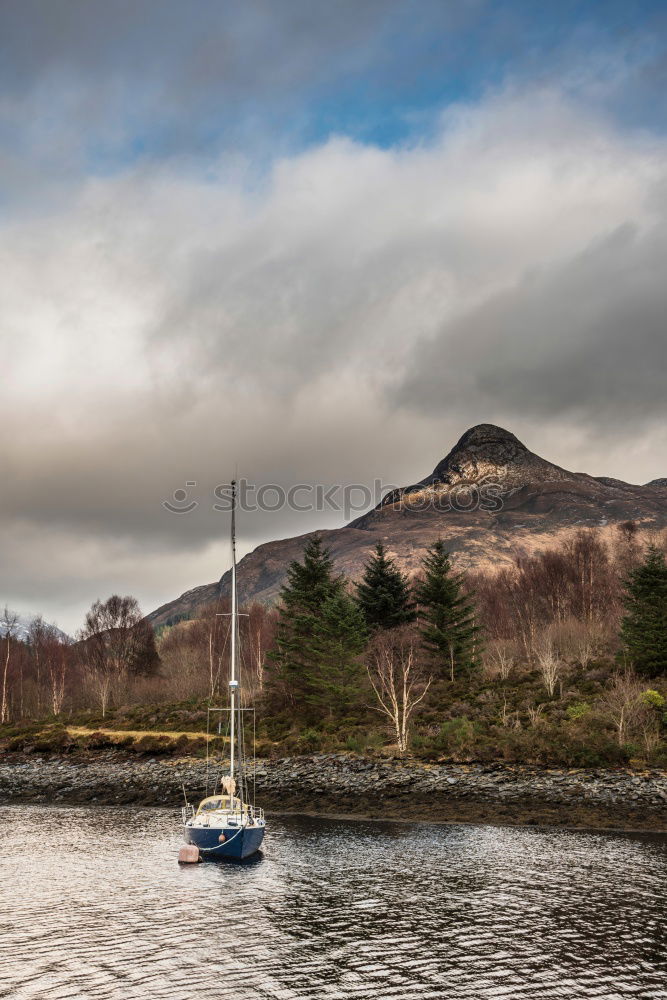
<box><xmin>1</xmin><ymin>752</ymin><xmax>666</xmax><ymax>831</ymax></box>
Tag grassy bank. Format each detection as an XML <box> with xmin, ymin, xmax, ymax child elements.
<box><xmin>2</xmin><ymin>655</ymin><xmax>666</xmax><ymax>770</ymax></box>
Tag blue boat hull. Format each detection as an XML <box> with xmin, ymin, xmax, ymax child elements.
<box><xmin>183</xmin><ymin>824</ymin><xmax>265</xmax><ymax>860</ymax></box>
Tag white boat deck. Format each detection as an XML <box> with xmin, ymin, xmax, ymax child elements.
<box><xmin>183</xmin><ymin>794</ymin><xmax>265</xmax><ymax>830</ymax></box>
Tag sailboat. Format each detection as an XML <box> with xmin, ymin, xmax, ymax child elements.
<box><xmin>180</xmin><ymin>480</ymin><xmax>266</xmax><ymax>860</ymax></box>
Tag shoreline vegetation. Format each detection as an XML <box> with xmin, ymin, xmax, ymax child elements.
<box><xmin>2</xmin><ymin>523</ymin><xmax>667</xmax><ymax>808</ymax></box>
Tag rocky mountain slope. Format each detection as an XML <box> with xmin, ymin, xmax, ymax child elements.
<box><xmin>148</xmin><ymin>424</ymin><xmax>667</xmax><ymax>628</ymax></box>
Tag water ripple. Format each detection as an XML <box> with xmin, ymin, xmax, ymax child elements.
<box><xmin>0</xmin><ymin>806</ymin><xmax>665</xmax><ymax>999</ymax></box>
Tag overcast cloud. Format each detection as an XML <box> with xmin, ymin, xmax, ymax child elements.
<box><xmin>1</xmin><ymin>2</ymin><xmax>666</xmax><ymax>631</ymax></box>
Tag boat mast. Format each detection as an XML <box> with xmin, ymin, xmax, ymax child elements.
<box><xmin>229</xmin><ymin>479</ymin><xmax>239</xmax><ymax>787</ymax></box>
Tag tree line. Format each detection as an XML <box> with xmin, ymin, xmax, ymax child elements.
<box><xmin>263</xmin><ymin>529</ymin><xmax>667</xmax><ymax>752</ymax></box>
<box><xmin>1</xmin><ymin>522</ymin><xmax>666</xmax><ymax>763</ymax></box>
<box><xmin>0</xmin><ymin>596</ymin><xmax>159</xmax><ymax>724</ymax></box>
<box><xmin>266</xmin><ymin>536</ymin><xmax>479</xmax><ymax>747</ymax></box>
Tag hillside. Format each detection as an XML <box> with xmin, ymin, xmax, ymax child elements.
<box><xmin>148</xmin><ymin>424</ymin><xmax>667</xmax><ymax>628</ymax></box>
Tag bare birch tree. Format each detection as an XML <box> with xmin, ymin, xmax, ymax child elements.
<box><xmin>28</xmin><ymin>617</ymin><xmax>71</xmax><ymax>716</ymax></box>
<box><xmin>28</xmin><ymin>617</ymin><xmax>46</xmax><ymax>716</ymax></box>
<box><xmin>483</xmin><ymin>638</ymin><xmax>516</xmax><ymax>680</ymax></box>
<box><xmin>45</xmin><ymin>635</ymin><xmax>70</xmax><ymax>716</ymax></box>
<box><xmin>1</xmin><ymin>608</ymin><xmax>20</xmax><ymax>724</ymax></box>
<box><xmin>366</xmin><ymin>628</ymin><xmax>431</xmax><ymax>754</ymax></box>
<box><xmin>600</xmin><ymin>672</ymin><xmax>652</xmax><ymax>747</ymax></box>
<box><xmin>78</xmin><ymin>595</ymin><xmax>157</xmax><ymax>717</ymax></box>
<box><xmin>243</xmin><ymin>603</ymin><xmax>276</xmax><ymax>698</ymax></box>
<box><xmin>534</xmin><ymin>640</ymin><xmax>563</xmax><ymax>696</ymax></box>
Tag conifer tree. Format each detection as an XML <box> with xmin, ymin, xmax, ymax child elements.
<box><xmin>620</xmin><ymin>545</ymin><xmax>667</xmax><ymax>678</ymax></box>
<box><xmin>280</xmin><ymin>535</ymin><xmax>342</xmax><ymax>616</ymax></box>
<box><xmin>268</xmin><ymin>536</ymin><xmax>367</xmax><ymax>719</ymax></box>
<box><xmin>415</xmin><ymin>539</ymin><xmax>480</xmax><ymax>681</ymax></box>
<box><xmin>355</xmin><ymin>541</ymin><xmax>416</xmax><ymax>631</ymax></box>
<box><xmin>309</xmin><ymin>592</ymin><xmax>368</xmax><ymax>715</ymax></box>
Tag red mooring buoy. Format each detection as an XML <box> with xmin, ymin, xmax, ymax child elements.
<box><xmin>178</xmin><ymin>845</ymin><xmax>200</xmax><ymax>864</ymax></box>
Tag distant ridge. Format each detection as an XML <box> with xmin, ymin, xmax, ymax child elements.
<box><xmin>0</xmin><ymin>612</ymin><xmax>70</xmax><ymax>643</ymax></box>
<box><xmin>148</xmin><ymin>424</ymin><xmax>667</xmax><ymax>628</ymax></box>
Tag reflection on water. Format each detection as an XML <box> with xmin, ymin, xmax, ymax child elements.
<box><xmin>0</xmin><ymin>805</ymin><xmax>665</xmax><ymax>999</ymax></box>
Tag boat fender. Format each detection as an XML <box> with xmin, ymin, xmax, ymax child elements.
<box><xmin>218</xmin><ymin>833</ymin><xmax>226</xmax><ymax>843</ymax></box>
<box><xmin>178</xmin><ymin>845</ymin><xmax>200</xmax><ymax>864</ymax></box>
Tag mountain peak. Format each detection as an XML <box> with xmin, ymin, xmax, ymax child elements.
<box><xmin>426</xmin><ymin>422</ymin><xmax>571</xmax><ymax>489</ymax></box>
<box><xmin>455</xmin><ymin>423</ymin><xmax>526</xmax><ymax>450</ymax></box>
<box><xmin>449</xmin><ymin>423</ymin><xmax>528</xmax><ymax>462</ymax></box>
<box><xmin>378</xmin><ymin>424</ymin><xmax>574</xmax><ymax>507</ymax></box>
<box><xmin>148</xmin><ymin>422</ymin><xmax>667</xmax><ymax>629</ymax></box>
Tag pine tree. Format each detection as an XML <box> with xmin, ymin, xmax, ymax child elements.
<box><xmin>355</xmin><ymin>541</ymin><xmax>416</xmax><ymax>631</ymax></box>
<box><xmin>620</xmin><ymin>545</ymin><xmax>667</xmax><ymax>678</ymax></box>
<box><xmin>267</xmin><ymin>536</ymin><xmax>345</xmax><ymax>715</ymax></box>
<box><xmin>279</xmin><ymin>535</ymin><xmax>342</xmax><ymax>616</ymax></box>
<box><xmin>309</xmin><ymin>592</ymin><xmax>368</xmax><ymax>716</ymax></box>
<box><xmin>415</xmin><ymin>539</ymin><xmax>480</xmax><ymax>681</ymax></box>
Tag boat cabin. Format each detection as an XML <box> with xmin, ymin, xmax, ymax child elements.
<box><xmin>196</xmin><ymin>795</ymin><xmax>243</xmax><ymax>814</ymax></box>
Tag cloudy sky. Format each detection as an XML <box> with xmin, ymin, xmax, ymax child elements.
<box><xmin>2</xmin><ymin>0</ymin><xmax>667</xmax><ymax>632</ymax></box>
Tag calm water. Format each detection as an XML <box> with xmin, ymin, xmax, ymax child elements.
<box><xmin>0</xmin><ymin>806</ymin><xmax>665</xmax><ymax>1000</ymax></box>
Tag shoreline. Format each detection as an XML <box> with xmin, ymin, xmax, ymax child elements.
<box><xmin>267</xmin><ymin>807</ymin><xmax>667</xmax><ymax>837</ymax></box>
<box><xmin>0</xmin><ymin>752</ymin><xmax>665</xmax><ymax>833</ymax></box>
<box><xmin>4</xmin><ymin>799</ymin><xmax>666</xmax><ymax>839</ymax></box>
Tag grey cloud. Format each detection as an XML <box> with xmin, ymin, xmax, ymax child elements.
<box><xmin>0</xmin><ymin>1</ymin><xmax>486</xmax><ymax>92</ymax></box>
<box><xmin>0</xmin><ymin>0</ymin><xmax>491</xmax><ymax>212</ymax></box>
<box><xmin>6</xmin><ymin>0</ymin><xmax>663</xmax><ymax>188</ymax></box>
<box><xmin>3</xmin><ymin>78</ymin><xmax>667</xmax><ymax>629</ymax></box>
<box><xmin>0</xmin><ymin>1</ymin><xmax>480</xmax><ymax>149</ymax></box>
<box><xmin>395</xmin><ymin>217</ymin><xmax>667</xmax><ymax>429</ymax></box>
<box><xmin>0</xmin><ymin>1</ymin><xmax>384</xmax><ymax>87</ymax></box>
